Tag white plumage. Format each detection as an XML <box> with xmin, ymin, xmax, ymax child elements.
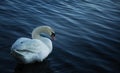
<box><xmin>11</xmin><ymin>26</ymin><xmax>55</xmax><ymax>63</ymax></box>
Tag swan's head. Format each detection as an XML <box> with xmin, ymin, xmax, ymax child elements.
<box><xmin>32</xmin><ymin>26</ymin><xmax>55</xmax><ymax>40</ymax></box>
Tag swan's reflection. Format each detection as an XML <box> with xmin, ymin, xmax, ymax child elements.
<box><xmin>14</xmin><ymin>60</ymin><xmax>53</xmax><ymax>73</ymax></box>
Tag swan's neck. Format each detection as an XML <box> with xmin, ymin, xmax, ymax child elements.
<box><xmin>32</xmin><ymin>26</ymin><xmax>51</xmax><ymax>39</ymax></box>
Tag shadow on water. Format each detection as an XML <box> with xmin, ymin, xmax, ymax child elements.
<box><xmin>14</xmin><ymin>60</ymin><xmax>53</xmax><ymax>73</ymax></box>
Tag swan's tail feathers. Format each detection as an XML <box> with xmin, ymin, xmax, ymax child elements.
<box><xmin>15</xmin><ymin>49</ymin><xmax>34</xmax><ymax>53</ymax></box>
<box><xmin>11</xmin><ymin>50</ymin><xmax>30</xmax><ymax>63</ymax></box>
<box><xmin>11</xmin><ymin>50</ymin><xmax>24</xmax><ymax>60</ymax></box>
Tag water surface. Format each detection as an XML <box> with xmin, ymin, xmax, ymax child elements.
<box><xmin>0</xmin><ymin>0</ymin><xmax>120</xmax><ymax>73</ymax></box>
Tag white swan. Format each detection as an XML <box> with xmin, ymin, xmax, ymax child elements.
<box><xmin>11</xmin><ymin>26</ymin><xmax>55</xmax><ymax>63</ymax></box>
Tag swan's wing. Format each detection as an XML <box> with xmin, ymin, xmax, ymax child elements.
<box><xmin>11</xmin><ymin>38</ymin><xmax>41</xmax><ymax>53</ymax></box>
<box><xmin>11</xmin><ymin>38</ymin><xmax>36</xmax><ymax>63</ymax></box>
<box><xmin>11</xmin><ymin>38</ymin><xmax>52</xmax><ymax>63</ymax></box>
<box><xmin>11</xmin><ymin>37</ymin><xmax>31</xmax><ymax>50</ymax></box>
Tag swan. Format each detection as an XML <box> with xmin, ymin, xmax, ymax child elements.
<box><xmin>11</xmin><ymin>26</ymin><xmax>55</xmax><ymax>63</ymax></box>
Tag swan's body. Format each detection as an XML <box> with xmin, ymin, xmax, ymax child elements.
<box><xmin>11</xmin><ymin>26</ymin><xmax>55</xmax><ymax>63</ymax></box>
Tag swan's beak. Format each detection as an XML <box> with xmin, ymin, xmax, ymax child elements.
<box><xmin>51</xmin><ymin>32</ymin><xmax>55</xmax><ymax>40</ymax></box>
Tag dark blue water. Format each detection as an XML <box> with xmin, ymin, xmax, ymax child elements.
<box><xmin>0</xmin><ymin>0</ymin><xmax>120</xmax><ymax>73</ymax></box>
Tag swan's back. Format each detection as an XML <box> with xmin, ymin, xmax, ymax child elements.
<box><xmin>11</xmin><ymin>37</ymin><xmax>52</xmax><ymax>63</ymax></box>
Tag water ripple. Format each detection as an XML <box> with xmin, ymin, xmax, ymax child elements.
<box><xmin>0</xmin><ymin>0</ymin><xmax>120</xmax><ymax>73</ymax></box>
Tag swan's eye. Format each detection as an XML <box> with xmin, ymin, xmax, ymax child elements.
<box><xmin>51</xmin><ymin>32</ymin><xmax>55</xmax><ymax>37</ymax></box>
<box><xmin>51</xmin><ymin>32</ymin><xmax>55</xmax><ymax>40</ymax></box>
